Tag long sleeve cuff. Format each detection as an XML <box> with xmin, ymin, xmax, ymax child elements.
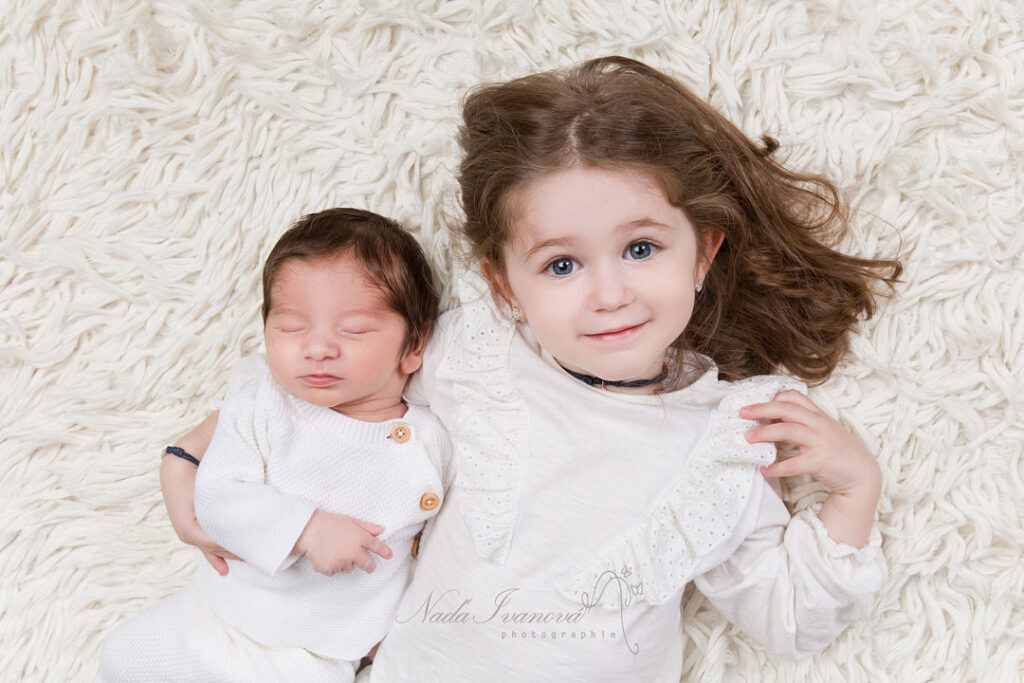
<box><xmin>791</xmin><ymin>503</ymin><xmax>888</xmax><ymax>599</ymax></box>
<box><xmin>240</xmin><ymin>498</ymin><xmax>317</xmax><ymax>576</ymax></box>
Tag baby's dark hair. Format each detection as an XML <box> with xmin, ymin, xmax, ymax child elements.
<box><xmin>457</xmin><ymin>56</ymin><xmax>902</xmax><ymax>385</ymax></box>
<box><xmin>262</xmin><ymin>207</ymin><xmax>439</xmax><ymax>354</ymax></box>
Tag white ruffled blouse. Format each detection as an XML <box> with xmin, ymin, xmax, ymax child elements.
<box><xmin>369</xmin><ymin>271</ymin><xmax>888</xmax><ymax>683</ymax></box>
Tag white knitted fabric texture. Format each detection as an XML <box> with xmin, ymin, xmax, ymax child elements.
<box><xmin>2</xmin><ymin>1</ymin><xmax>1021</xmax><ymax>681</ymax></box>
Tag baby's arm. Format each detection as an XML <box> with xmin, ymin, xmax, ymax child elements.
<box><xmin>161</xmin><ymin>412</ymin><xmax>238</xmax><ymax>575</ymax></box>
<box><xmin>193</xmin><ymin>391</ymin><xmax>393</xmax><ymax>577</ymax></box>
<box><xmin>161</xmin><ymin>355</ymin><xmax>268</xmax><ymax>572</ymax></box>
<box><xmin>193</xmin><ymin>385</ymin><xmax>393</xmax><ymax>577</ymax></box>
<box><xmin>162</xmin><ymin>412</ymin><xmax>392</xmax><ymax>576</ymax></box>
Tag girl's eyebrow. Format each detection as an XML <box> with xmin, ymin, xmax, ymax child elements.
<box><xmin>622</xmin><ymin>218</ymin><xmax>675</xmax><ymax>232</ymax></box>
<box><xmin>525</xmin><ymin>236</ymin><xmax>574</xmax><ymax>258</ymax></box>
<box><xmin>525</xmin><ymin>219</ymin><xmax>674</xmax><ymax>258</ymax></box>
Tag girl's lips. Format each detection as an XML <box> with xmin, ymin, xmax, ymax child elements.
<box><xmin>301</xmin><ymin>374</ymin><xmax>341</xmax><ymax>387</ymax></box>
<box><xmin>585</xmin><ymin>322</ymin><xmax>646</xmax><ymax>342</ymax></box>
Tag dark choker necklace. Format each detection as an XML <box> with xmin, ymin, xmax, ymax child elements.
<box><xmin>560</xmin><ymin>364</ymin><xmax>668</xmax><ymax>389</ymax></box>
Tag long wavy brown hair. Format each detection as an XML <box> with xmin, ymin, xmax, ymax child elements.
<box><xmin>457</xmin><ymin>56</ymin><xmax>902</xmax><ymax>386</ymax></box>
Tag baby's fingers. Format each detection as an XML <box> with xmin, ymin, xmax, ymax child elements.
<box><xmin>354</xmin><ymin>551</ymin><xmax>376</xmax><ymax>574</ymax></box>
<box><xmin>203</xmin><ymin>550</ymin><xmax>230</xmax><ymax>576</ymax></box>
<box><xmin>210</xmin><ymin>548</ymin><xmax>242</xmax><ymax>562</ymax></box>
<box><xmin>362</xmin><ymin>534</ymin><xmax>393</xmax><ymax>561</ymax></box>
<box><xmin>352</xmin><ymin>518</ymin><xmax>385</xmax><ymax>536</ymax></box>
<box><xmin>189</xmin><ymin>527</ymin><xmax>242</xmax><ymax>563</ymax></box>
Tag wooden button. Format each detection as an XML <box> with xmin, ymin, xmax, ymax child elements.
<box><xmin>390</xmin><ymin>424</ymin><xmax>411</xmax><ymax>443</ymax></box>
<box><xmin>410</xmin><ymin>531</ymin><xmax>422</xmax><ymax>558</ymax></box>
<box><xmin>419</xmin><ymin>492</ymin><xmax>439</xmax><ymax>511</ymax></box>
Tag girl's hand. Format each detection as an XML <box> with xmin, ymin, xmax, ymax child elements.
<box><xmin>295</xmin><ymin>510</ymin><xmax>394</xmax><ymax>576</ymax></box>
<box><xmin>160</xmin><ymin>412</ymin><xmax>240</xmax><ymax>575</ymax></box>
<box><xmin>741</xmin><ymin>390</ymin><xmax>882</xmax><ymax>547</ymax></box>
<box><xmin>741</xmin><ymin>390</ymin><xmax>881</xmax><ymax>495</ymax></box>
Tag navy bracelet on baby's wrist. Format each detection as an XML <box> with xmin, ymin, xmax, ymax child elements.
<box><xmin>163</xmin><ymin>446</ymin><xmax>200</xmax><ymax>466</ymax></box>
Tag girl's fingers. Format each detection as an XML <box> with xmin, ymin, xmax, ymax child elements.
<box><xmin>741</xmin><ymin>399</ymin><xmax>822</xmax><ymax>428</ymax></box>
<box><xmin>772</xmin><ymin>389</ymin><xmax>823</xmax><ymax>414</ymax></box>
<box><xmin>745</xmin><ymin>421</ymin><xmax>818</xmax><ymax>448</ymax></box>
<box><xmin>761</xmin><ymin>452</ymin><xmax>822</xmax><ymax>478</ymax></box>
<box><xmin>761</xmin><ymin>458</ymin><xmax>802</xmax><ymax>479</ymax></box>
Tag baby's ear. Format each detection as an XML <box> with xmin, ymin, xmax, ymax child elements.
<box><xmin>399</xmin><ymin>323</ymin><xmax>431</xmax><ymax>375</ymax></box>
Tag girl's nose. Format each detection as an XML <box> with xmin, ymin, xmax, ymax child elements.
<box><xmin>588</xmin><ymin>267</ymin><xmax>634</xmax><ymax>312</ymax></box>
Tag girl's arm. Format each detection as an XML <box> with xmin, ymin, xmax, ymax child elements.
<box><xmin>689</xmin><ymin>389</ymin><xmax>886</xmax><ymax>658</ymax></box>
<box><xmin>692</xmin><ymin>477</ymin><xmax>886</xmax><ymax>658</ymax></box>
<box><xmin>741</xmin><ymin>390</ymin><xmax>883</xmax><ymax>547</ymax></box>
<box><xmin>160</xmin><ymin>412</ymin><xmax>240</xmax><ymax>575</ymax></box>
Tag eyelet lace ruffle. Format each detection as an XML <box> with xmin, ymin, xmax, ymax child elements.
<box><xmin>558</xmin><ymin>373</ymin><xmax>807</xmax><ymax>608</ymax></box>
<box><xmin>434</xmin><ymin>270</ymin><xmax>530</xmax><ymax>564</ymax></box>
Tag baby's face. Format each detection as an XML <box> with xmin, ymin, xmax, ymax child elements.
<box><xmin>263</xmin><ymin>253</ymin><xmax>419</xmax><ymax>419</ymax></box>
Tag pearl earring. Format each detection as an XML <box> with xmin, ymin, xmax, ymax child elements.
<box><xmin>696</xmin><ymin>280</ymin><xmax>704</xmax><ymax>293</ymax></box>
<box><xmin>511</xmin><ymin>306</ymin><xmax>521</xmax><ymax>322</ymax></box>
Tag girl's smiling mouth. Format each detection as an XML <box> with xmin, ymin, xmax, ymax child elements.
<box><xmin>584</xmin><ymin>322</ymin><xmax>647</xmax><ymax>342</ymax></box>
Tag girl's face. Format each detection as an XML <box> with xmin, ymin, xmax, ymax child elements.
<box><xmin>496</xmin><ymin>166</ymin><xmax>721</xmax><ymax>386</ymax></box>
<box><xmin>263</xmin><ymin>253</ymin><xmax>423</xmax><ymax>418</ymax></box>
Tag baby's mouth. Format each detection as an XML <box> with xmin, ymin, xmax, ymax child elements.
<box><xmin>301</xmin><ymin>374</ymin><xmax>341</xmax><ymax>387</ymax></box>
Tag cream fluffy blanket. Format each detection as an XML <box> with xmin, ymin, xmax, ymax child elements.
<box><xmin>2</xmin><ymin>1</ymin><xmax>1021</xmax><ymax>681</ymax></box>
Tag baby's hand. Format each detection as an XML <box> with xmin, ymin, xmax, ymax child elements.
<box><xmin>740</xmin><ymin>390</ymin><xmax>882</xmax><ymax>499</ymax></box>
<box><xmin>296</xmin><ymin>510</ymin><xmax>394</xmax><ymax>576</ymax></box>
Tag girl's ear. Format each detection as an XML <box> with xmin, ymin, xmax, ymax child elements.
<box><xmin>480</xmin><ymin>259</ymin><xmax>521</xmax><ymax>314</ymax></box>
<box><xmin>399</xmin><ymin>322</ymin><xmax>431</xmax><ymax>375</ymax></box>
<box><xmin>698</xmin><ymin>229</ymin><xmax>725</xmax><ymax>279</ymax></box>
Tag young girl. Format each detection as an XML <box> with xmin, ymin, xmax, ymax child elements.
<box><xmin>160</xmin><ymin>57</ymin><xmax>900</xmax><ymax>682</ymax></box>
<box><xmin>101</xmin><ymin>208</ymin><xmax>451</xmax><ymax>682</ymax></box>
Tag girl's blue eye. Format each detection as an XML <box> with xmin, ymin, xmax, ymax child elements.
<box><xmin>545</xmin><ymin>257</ymin><xmax>578</xmax><ymax>277</ymax></box>
<box><xmin>626</xmin><ymin>241</ymin><xmax>656</xmax><ymax>260</ymax></box>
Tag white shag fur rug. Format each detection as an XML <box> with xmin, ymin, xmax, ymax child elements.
<box><xmin>2</xmin><ymin>1</ymin><xmax>1022</xmax><ymax>681</ymax></box>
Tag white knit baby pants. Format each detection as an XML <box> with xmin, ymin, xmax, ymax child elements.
<box><xmin>99</xmin><ymin>576</ymin><xmax>357</xmax><ymax>682</ymax></box>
